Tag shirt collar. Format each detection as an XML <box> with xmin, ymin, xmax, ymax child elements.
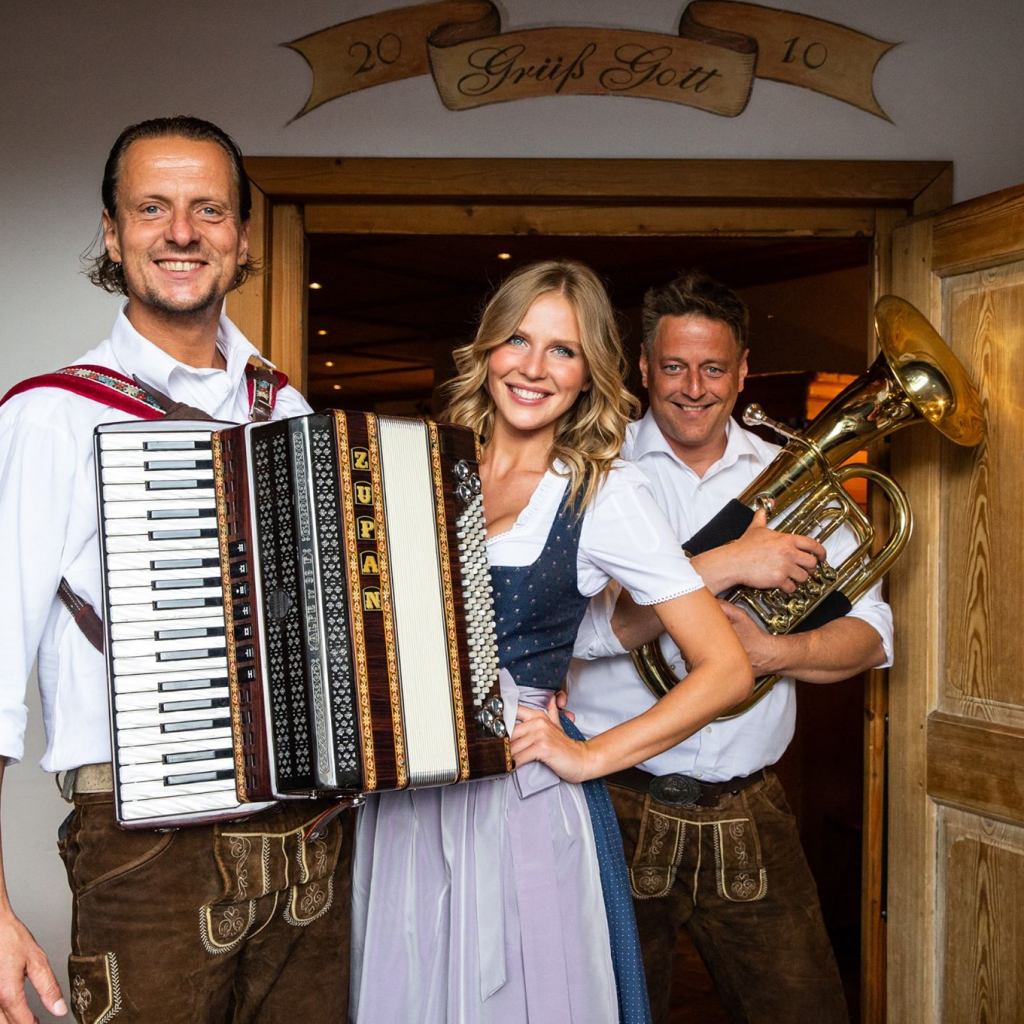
<box><xmin>628</xmin><ymin>408</ymin><xmax>762</xmax><ymax>477</ymax></box>
<box><xmin>108</xmin><ymin>304</ymin><xmax>262</xmax><ymax>395</ymax></box>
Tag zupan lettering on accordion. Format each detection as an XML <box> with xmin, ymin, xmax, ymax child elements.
<box><xmin>94</xmin><ymin>413</ymin><xmax>511</xmax><ymax>829</ymax></box>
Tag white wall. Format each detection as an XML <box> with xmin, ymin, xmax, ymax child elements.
<box><xmin>3</xmin><ymin>1</ymin><xmax>1023</xmax><ymax>1017</ymax></box>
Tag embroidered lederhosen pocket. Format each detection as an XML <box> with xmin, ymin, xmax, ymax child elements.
<box><xmin>67</xmin><ymin>952</ymin><xmax>122</xmax><ymax>1024</ymax></box>
<box><xmin>200</xmin><ymin>811</ymin><xmax>344</xmax><ymax>954</ymax></box>
<box><xmin>628</xmin><ymin>796</ymin><xmax>688</xmax><ymax>899</ymax></box>
<box><xmin>712</xmin><ymin>817</ymin><xmax>767</xmax><ymax>902</ymax></box>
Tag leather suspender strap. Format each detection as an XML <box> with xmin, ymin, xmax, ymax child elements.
<box><xmin>57</xmin><ymin>578</ymin><xmax>105</xmax><ymax>654</ymax></box>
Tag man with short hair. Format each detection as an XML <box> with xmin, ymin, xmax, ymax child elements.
<box><xmin>0</xmin><ymin>117</ymin><xmax>351</xmax><ymax>1023</ymax></box>
<box><xmin>568</xmin><ymin>270</ymin><xmax>893</xmax><ymax>1024</ymax></box>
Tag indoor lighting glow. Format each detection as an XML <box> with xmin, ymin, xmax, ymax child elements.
<box><xmin>309</xmin><ymin>282</ymin><xmax>323</xmax><ymax>290</ymax></box>
<box><xmin>497</xmin><ymin>252</ymin><xmax>511</xmax><ymax>260</ymax></box>
<box><xmin>333</xmin><ymin>384</ymin><xmax>342</xmax><ymax>391</ymax></box>
<box><xmin>317</xmin><ymin>329</ymin><xmax>328</xmax><ymax>336</ymax></box>
<box><xmin>325</xmin><ymin>360</ymin><xmax>335</xmax><ymax>368</ymax></box>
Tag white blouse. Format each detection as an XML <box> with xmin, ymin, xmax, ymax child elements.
<box><xmin>486</xmin><ymin>460</ymin><xmax>704</xmax><ymax>605</ymax></box>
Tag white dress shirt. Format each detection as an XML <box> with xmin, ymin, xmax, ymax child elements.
<box><xmin>567</xmin><ymin>411</ymin><xmax>894</xmax><ymax>782</ymax></box>
<box><xmin>0</xmin><ymin>307</ymin><xmax>310</xmax><ymax>770</ymax></box>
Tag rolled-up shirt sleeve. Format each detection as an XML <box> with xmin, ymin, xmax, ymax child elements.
<box><xmin>0</xmin><ymin>403</ymin><xmax>77</xmax><ymax>762</ymax></box>
<box><xmin>571</xmin><ymin>584</ymin><xmax>629</xmax><ymax>660</ymax></box>
<box><xmin>577</xmin><ymin>461</ymin><xmax>704</xmax><ymax>605</ymax></box>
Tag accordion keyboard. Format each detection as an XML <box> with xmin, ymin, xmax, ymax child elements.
<box><xmin>95</xmin><ymin>422</ymin><xmax>267</xmax><ymax>827</ymax></box>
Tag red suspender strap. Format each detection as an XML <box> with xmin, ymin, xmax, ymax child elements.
<box><xmin>0</xmin><ymin>365</ymin><xmax>166</xmax><ymax>418</ymax></box>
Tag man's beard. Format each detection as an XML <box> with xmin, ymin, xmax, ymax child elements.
<box><xmin>140</xmin><ymin>280</ymin><xmax>224</xmax><ymax>319</ymax></box>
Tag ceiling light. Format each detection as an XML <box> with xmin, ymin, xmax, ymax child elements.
<box><xmin>333</xmin><ymin>383</ymin><xmax>342</xmax><ymax>391</ymax></box>
<box><xmin>497</xmin><ymin>252</ymin><xmax>511</xmax><ymax>260</ymax></box>
<box><xmin>309</xmin><ymin>282</ymin><xmax>322</xmax><ymax>290</ymax></box>
<box><xmin>325</xmin><ymin>360</ymin><xmax>335</xmax><ymax>368</ymax></box>
<box><xmin>317</xmin><ymin>329</ymin><xmax>328</xmax><ymax>336</ymax></box>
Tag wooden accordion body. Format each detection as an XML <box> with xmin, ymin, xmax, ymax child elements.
<box><xmin>95</xmin><ymin>412</ymin><xmax>511</xmax><ymax>829</ymax></box>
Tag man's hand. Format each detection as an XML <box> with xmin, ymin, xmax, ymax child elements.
<box><xmin>693</xmin><ymin>508</ymin><xmax>826</xmax><ymax>595</ymax></box>
<box><xmin>0</xmin><ymin>906</ymin><xmax>66</xmax><ymax>1022</ymax></box>
<box><xmin>717</xmin><ymin>601</ymin><xmax>781</xmax><ymax>676</ymax></box>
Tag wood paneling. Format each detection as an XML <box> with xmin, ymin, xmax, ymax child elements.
<box><xmin>268</xmin><ymin>203</ymin><xmax>307</xmax><ymax>391</ymax></box>
<box><xmin>933</xmin><ymin>187</ymin><xmax>1024</xmax><ymax>276</ymax></box>
<box><xmin>305</xmin><ymin>202</ymin><xmax>876</xmax><ymax>238</ymax></box>
<box><xmin>942</xmin><ymin>267</ymin><xmax>1024</xmax><ymax>714</ymax></box>
<box><xmin>940</xmin><ymin>809</ymin><xmax>1024</xmax><ymax>1024</ymax></box>
<box><xmin>928</xmin><ymin>713</ymin><xmax>1024</xmax><ymax>825</ymax></box>
<box><xmin>245</xmin><ymin>157</ymin><xmax>950</xmax><ymax>205</ymax></box>
<box><xmin>225</xmin><ymin>181</ymin><xmax>269</xmax><ymax>352</ymax></box>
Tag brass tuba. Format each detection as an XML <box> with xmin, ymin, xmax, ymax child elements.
<box><xmin>631</xmin><ymin>295</ymin><xmax>985</xmax><ymax>718</ymax></box>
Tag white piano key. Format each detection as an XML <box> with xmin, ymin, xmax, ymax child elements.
<box><xmin>107</xmin><ymin>566</ymin><xmax>223</xmax><ymax>589</ymax></box>
<box><xmin>118</xmin><ymin>790</ymin><xmax>256</xmax><ymax>823</ymax></box>
<box><xmin>115</xmin><ymin>704</ymin><xmax>231</xmax><ymax>730</ymax></box>
<box><xmin>113</xmin><ymin>671</ymin><xmax>228</xmax><ymax>694</ymax></box>
<box><xmin>109</xmin><ymin>600</ymin><xmax>227</xmax><ymax>624</ymax></box>
<box><xmin>119</xmin><ymin>775</ymin><xmax>236</xmax><ymax>802</ymax></box>
<box><xmin>108</xmin><ymin>584</ymin><xmax>223</xmax><ymax>606</ymax></box>
<box><xmin>103</xmin><ymin>485</ymin><xmax>215</xmax><ymax>502</ymax></box>
<box><xmin>114</xmin><ymin>685</ymin><xmax>230</xmax><ymax>712</ymax></box>
<box><xmin>110</xmin><ymin>615</ymin><xmax>226</xmax><ymax>641</ymax></box>
<box><xmin>104</xmin><ymin>535</ymin><xmax>219</xmax><ymax>555</ymax></box>
<box><xmin>118</xmin><ymin>756</ymin><xmax>236</xmax><ymax>785</ymax></box>
<box><xmin>116</xmin><ymin>724</ymin><xmax>233</xmax><ymax>747</ymax></box>
<box><xmin>100</xmin><ymin>449</ymin><xmax>213</xmax><ymax>469</ymax></box>
<box><xmin>110</xmin><ymin>635</ymin><xmax>227</xmax><ymax>662</ymax></box>
<box><xmin>112</xmin><ymin>653</ymin><xmax>228</xmax><ymax>677</ymax></box>
<box><xmin>116</xmin><ymin>736</ymin><xmax>235</xmax><ymax>764</ymax></box>
<box><xmin>102</xmin><ymin>466</ymin><xmax>215</xmax><ymax>484</ymax></box>
<box><xmin>99</xmin><ymin>431</ymin><xmax>215</xmax><ymax>450</ymax></box>
<box><xmin>102</xmin><ymin>501</ymin><xmax>215</xmax><ymax>521</ymax></box>
<box><xmin>102</xmin><ymin>515</ymin><xmax>219</xmax><ymax>537</ymax></box>
<box><xmin>105</xmin><ymin>551</ymin><xmax>220</xmax><ymax>570</ymax></box>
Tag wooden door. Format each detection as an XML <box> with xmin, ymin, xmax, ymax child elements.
<box><xmin>888</xmin><ymin>184</ymin><xmax>1024</xmax><ymax>1022</ymax></box>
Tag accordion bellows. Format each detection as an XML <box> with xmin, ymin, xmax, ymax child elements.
<box><xmin>95</xmin><ymin>412</ymin><xmax>511</xmax><ymax>829</ymax></box>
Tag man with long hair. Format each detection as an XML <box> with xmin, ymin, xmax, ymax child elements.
<box><xmin>0</xmin><ymin>117</ymin><xmax>351</xmax><ymax>1023</ymax></box>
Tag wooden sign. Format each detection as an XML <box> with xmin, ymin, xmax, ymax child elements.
<box><xmin>286</xmin><ymin>0</ymin><xmax>897</xmax><ymax>121</ymax></box>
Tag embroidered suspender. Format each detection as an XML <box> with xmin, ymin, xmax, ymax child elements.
<box><xmin>1</xmin><ymin>357</ymin><xmax>289</xmax><ymax>652</ymax></box>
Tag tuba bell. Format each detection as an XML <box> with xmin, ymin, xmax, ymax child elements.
<box><xmin>631</xmin><ymin>295</ymin><xmax>985</xmax><ymax>718</ymax></box>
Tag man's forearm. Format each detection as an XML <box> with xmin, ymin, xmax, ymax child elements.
<box><xmin>749</xmin><ymin>616</ymin><xmax>885</xmax><ymax>683</ymax></box>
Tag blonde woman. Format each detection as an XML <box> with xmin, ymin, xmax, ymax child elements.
<box><xmin>350</xmin><ymin>261</ymin><xmax>752</xmax><ymax>1023</ymax></box>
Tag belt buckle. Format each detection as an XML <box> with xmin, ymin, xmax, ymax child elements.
<box><xmin>649</xmin><ymin>773</ymin><xmax>701</xmax><ymax>807</ymax></box>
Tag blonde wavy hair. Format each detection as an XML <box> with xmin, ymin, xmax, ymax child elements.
<box><xmin>441</xmin><ymin>260</ymin><xmax>639</xmax><ymax>512</ymax></box>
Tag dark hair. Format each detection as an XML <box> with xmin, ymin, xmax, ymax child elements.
<box><xmin>84</xmin><ymin>115</ymin><xmax>256</xmax><ymax>294</ymax></box>
<box><xmin>641</xmin><ymin>270</ymin><xmax>749</xmax><ymax>353</ymax></box>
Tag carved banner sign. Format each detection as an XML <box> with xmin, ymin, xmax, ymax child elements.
<box><xmin>286</xmin><ymin>0</ymin><xmax>896</xmax><ymax>121</ymax></box>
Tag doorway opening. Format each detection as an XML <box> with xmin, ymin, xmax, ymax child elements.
<box><xmin>307</xmin><ymin>230</ymin><xmax>873</xmax><ymax>1021</ymax></box>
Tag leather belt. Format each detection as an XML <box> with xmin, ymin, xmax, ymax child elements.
<box><xmin>605</xmin><ymin>766</ymin><xmax>765</xmax><ymax>808</ymax></box>
<box><xmin>70</xmin><ymin>762</ymin><xmax>114</xmax><ymax>794</ymax></box>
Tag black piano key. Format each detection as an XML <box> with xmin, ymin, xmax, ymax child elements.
<box><xmin>163</xmin><ymin>747</ymin><xmax>231</xmax><ymax>765</ymax></box>
<box><xmin>155</xmin><ymin>626</ymin><xmax>225</xmax><ymax>641</ymax></box>
<box><xmin>148</xmin><ymin>507</ymin><xmax>215</xmax><ymax>520</ymax></box>
<box><xmin>161</xmin><ymin>719</ymin><xmax>216</xmax><ymax>733</ymax></box>
<box><xmin>156</xmin><ymin>647</ymin><xmax>227</xmax><ymax>662</ymax></box>
<box><xmin>153</xmin><ymin>597</ymin><xmax>222</xmax><ymax>610</ymax></box>
<box><xmin>166</xmin><ymin>768</ymin><xmax>234</xmax><ymax>785</ymax></box>
<box><xmin>149</xmin><ymin>528</ymin><xmax>218</xmax><ymax>540</ymax></box>
<box><xmin>144</xmin><ymin>459</ymin><xmax>213</xmax><ymax>471</ymax></box>
<box><xmin>146</xmin><ymin>479</ymin><xmax>202</xmax><ymax>491</ymax></box>
<box><xmin>158</xmin><ymin>697</ymin><xmax>230</xmax><ymax>713</ymax></box>
<box><xmin>143</xmin><ymin>440</ymin><xmax>212</xmax><ymax>451</ymax></box>
<box><xmin>158</xmin><ymin>677</ymin><xmax>226</xmax><ymax>692</ymax></box>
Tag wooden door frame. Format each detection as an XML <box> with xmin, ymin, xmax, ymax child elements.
<box><xmin>226</xmin><ymin>156</ymin><xmax>953</xmax><ymax>1024</ymax></box>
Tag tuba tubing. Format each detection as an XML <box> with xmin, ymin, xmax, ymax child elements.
<box><xmin>630</xmin><ymin>295</ymin><xmax>984</xmax><ymax>718</ymax></box>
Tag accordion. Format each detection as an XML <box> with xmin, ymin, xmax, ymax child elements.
<box><xmin>95</xmin><ymin>412</ymin><xmax>511</xmax><ymax>829</ymax></box>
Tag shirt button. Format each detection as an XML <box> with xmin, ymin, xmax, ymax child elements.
<box><xmin>705</xmin><ymin>726</ymin><xmax>713</xmax><ymax>733</ymax></box>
